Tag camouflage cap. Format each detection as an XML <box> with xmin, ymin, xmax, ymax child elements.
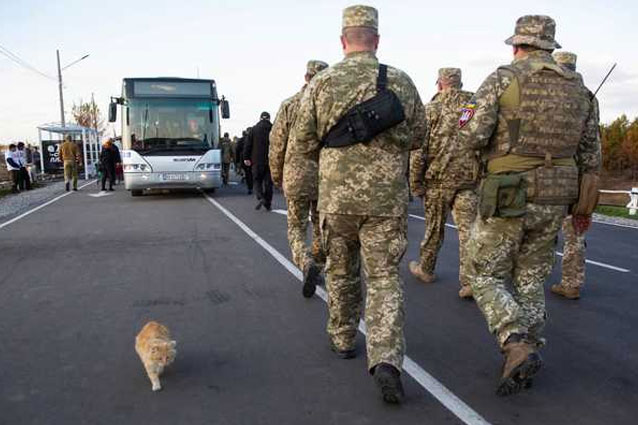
<box><xmin>306</xmin><ymin>60</ymin><xmax>329</xmax><ymax>76</ymax></box>
<box><xmin>505</xmin><ymin>15</ymin><xmax>561</xmax><ymax>50</ymax></box>
<box><xmin>342</xmin><ymin>5</ymin><xmax>378</xmax><ymax>32</ymax></box>
<box><xmin>437</xmin><ymin>67</ymin><xmax>462</xmax><ymax>87</ymax></box>
<box><xmin>553</xmin><ymin>51</ymin><xmax>577</xmax><ymax>71</ymax></box>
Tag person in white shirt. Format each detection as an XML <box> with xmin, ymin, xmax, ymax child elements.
<box><xmin>16</xmin><ymin>142</ymin><xmax>31</xmax><ymax>191</ymax></box>
<box><xmin>4</xmin><ymin>144</ymin><xmax>21</xmax><ymax>193</ymax></box>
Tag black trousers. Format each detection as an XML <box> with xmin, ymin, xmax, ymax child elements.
<box><xmin>243</xmin><ymin>164</ymin><xmax>253</xmax><ymax>192</ymax></box>
<box><xmin>18</xmin><ymin>167</ymin><xmax>31</xmax><ymax>190</ymax></box>
<box><xmin>222</xmin><ymin>162</ymin><xmax>230</xmax><ymax>184</ymax></box>
<box><xmin>102</xmin><ymin>165</ymin><xmax>115</xmax><ymax>189</ymax></box>
<box><xmin>253</xmin><ymin>166</ymin><xmax>273</xmax><ymax>207</ymax></box>
<box><xmin>10</xmin><ymin>170</ymin><xmax>19</xmax><ymax>192</ymax></box>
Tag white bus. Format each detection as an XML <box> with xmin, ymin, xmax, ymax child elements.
<box><xmin>108</xmin><ymin>77</ymin><xmax>230</xmax><ymax>196</ymax></box>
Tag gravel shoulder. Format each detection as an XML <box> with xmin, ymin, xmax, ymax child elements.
<box><xmin>0</xmin><ymin>179</ymin><xmax>94</xmax><ymax>223</ymax></box>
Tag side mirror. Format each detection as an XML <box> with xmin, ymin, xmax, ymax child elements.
<box><xmin>108</xmin><ymin>102</ymin><xmax>117</xmax><ymax>123</ymax></box>
<box><xmin>221</xmin><ymin>97</ymin><xmax>230</xmax><ymax>119</ymax></box>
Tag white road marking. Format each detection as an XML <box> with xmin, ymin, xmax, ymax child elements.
<box><xmin>0</xmin><ymin>180</ymin><xmax>97</xmax><ymax>231</ymax></box>
<box><xmin>203</xmin><ymin>193</ymin><xmax>491</xmax><ymax>425</ymax></box>
<box><xmin>555</xmin><ymin>252</ymin><xmax>630</xmax><ymax>273</ymax></box>
<box><xmin>409</xmin><ymin>214</ymin><xmax>630</xmax><ymax>273</ymax></box>
<box><xmin>88</xmin><ymin>191</ymin><xmax>114</xmax><ymax>198</ymax></box>
<box><xmin>409</xmin><ymin>214</ymin><xmax>457</xmax><ymax>229</ymax></box>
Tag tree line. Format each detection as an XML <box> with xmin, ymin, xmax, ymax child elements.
<box><xmin>601</xmin><ymin>115</ymin><xmax>638</xmax><ymax>177</ymax></box>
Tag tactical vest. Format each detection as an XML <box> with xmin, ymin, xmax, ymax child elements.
<box><xmin>488</xmin><ymin>62</ymin><xmax>590</xmax><ymax>160</ymax></box>
<box><xmin>486</xmin><ymin>62</ymin><xmax>592</xmax><ymax>205</ymax></box>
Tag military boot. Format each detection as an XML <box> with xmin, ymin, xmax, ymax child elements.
<box><xmin>302</xmin><ymin>261</ymin><xmax>323</xmax><ymax>298</ymax></box>
<box><xmin>329</xmin><ymin>340</ymin><xmax>357</xmax><ymax>359</ymax></box>
<box><xmin>458</xmin><ymin>285</ymin><xmax>473</xmax><ymax>299</ymax></box>
<box><xmin>408</xmin><ymin>261</ymin><xmax>436</xmax><ymax>284</ymax></box>
<box><xmin>550</xmin><ymin>284</ymin><xmax>580</xmax><ymax>300</ymax></box>
<box><xmin>65</xmin><ymin>182</ymin><xmax>70</xmax><ymax>192</ymax></box>
<box><xmin>497</xmin><ymin>335</ymin><xmax>543</xmax><ymax>396</ymax></box>
<box><xmin>373</xmin><ymin>363</ymin><xmax>404</xmax><ymax>404</ymax></box>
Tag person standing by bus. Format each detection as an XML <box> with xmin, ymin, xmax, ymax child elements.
<box><xmin>99</xmin><ymin>139</ymin><xmax>119</xmax><ymax>191</ymax></box>
<box><xmin>219</xmin><ymin>132</ymin><xmax>233</xmax><ymax>185</ymax></box>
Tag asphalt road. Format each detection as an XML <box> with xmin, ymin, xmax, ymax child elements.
<box><xmin>1</xmin><ymin>178</ymin><xmax>636</xmax><ymax>425</ymax></box>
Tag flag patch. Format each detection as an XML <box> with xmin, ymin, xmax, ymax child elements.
<box><xmin>459</xmin><ymin>102</ymin><xmax>476</xmax><ymax>128</ymax></box>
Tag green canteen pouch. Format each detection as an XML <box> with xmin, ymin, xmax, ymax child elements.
<box><xmin>479</xmin><ymin>174</ymin><xmax>527</xmax><ymax>219</ymax></box>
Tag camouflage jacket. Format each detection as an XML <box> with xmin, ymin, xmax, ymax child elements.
<box><xmin>289</xmin><ymin>51</ymin><xmax>427</xmax><ymax>217</ymax></box>
<box><xmin>219</xmin><ymin>137</ymin><xmax>233</xmax><ymax>163</ymax></box>
<box><xmin>269</xmin><ymin>85</ymin><xmax>319</xmax><ymax>199</ymax></box>
<box><xmin>410</xmin><ymin>88</ymin><xmax>478</xmax><ymax>194</ymax></box>
<box><xmin>458</xmin><ymin>50</ymin><xmax>601</xmax><ymax>176</ymax></box>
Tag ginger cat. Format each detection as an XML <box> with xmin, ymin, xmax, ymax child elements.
<box><xmin>135</xmin><ymin>321</ymin><xmax>177</xmax><ymax>391</ymax></box>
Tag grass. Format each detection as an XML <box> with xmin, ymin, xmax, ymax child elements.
<box><xmin>595</xmin><ymin>205</ymin><xmax>638</xmax><ymax>221</ymax></box>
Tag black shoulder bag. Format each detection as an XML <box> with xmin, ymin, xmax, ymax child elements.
<box><xmin>322</xmin><ymin>64</ymin><xmax>406</xmax><ymax>148</ymax></box>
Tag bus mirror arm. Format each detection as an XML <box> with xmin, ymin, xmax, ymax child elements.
<box><xmin>108</xmin><ymin>97</ymin><xmax>124</xmax><ymax>123</ymax></box>
<box><xmin>221</xmin><ymin>96</ymin><xmax>230</xmax><ymax>119</ymax></box>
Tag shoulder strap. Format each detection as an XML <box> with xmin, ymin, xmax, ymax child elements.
<box><xmin>377</xmin><ymin>64</ymin><xmax>388</xmax><ymax>92</ymax></box>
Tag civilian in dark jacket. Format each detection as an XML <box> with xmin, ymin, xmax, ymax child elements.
<box><xmin>100</xmin><ymin>139</ymin><xmax>120</xmax><ymax>191</ymax></box>
<box><xmin>241</xmin><ymin>128</ymin><xmax>253</xmax><ymax>194</ymax></box>
<box><xmin>243</xmin><ymin>112</ymin><xmax>273</xmax><ymax>210</ymax></box>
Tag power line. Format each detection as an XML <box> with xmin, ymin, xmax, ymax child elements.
<box><xmin>0</xmin><ymin>43</ymin><xmax>56</xmax><ymax>81</ymax></box>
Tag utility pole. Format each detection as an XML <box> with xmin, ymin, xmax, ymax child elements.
<box><xmin>57</xmin><ymin>49</ymin><xmax>65</xmax><ymax>128</ymax></box>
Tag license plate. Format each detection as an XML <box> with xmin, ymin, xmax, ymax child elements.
<box><xmin>162</xmin><ymin>173</ymin><xmax>187</xmax><ymax>181</ymax></box>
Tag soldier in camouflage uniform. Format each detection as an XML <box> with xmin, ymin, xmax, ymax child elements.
<box><xmin>219</xmin><ymin>133</ymin><xmax>234</xmax><ymax>185</ymax></box>
<box><xmin>550</xmin><ymin>51</ymin><xmax>601</xmax><ymax>300</ymax></box>
<box><xmin>270</xmin><ymin>59</ymin><xmax>329</xmax><ymax>298</ymax></box>
<box><xmin>459</xmin><ymin>16</ymin><xmax>601</xmax><ymax>396</ymax></box>
<box><xmin>409</xmin><ymin>68</ymin><xmax>479</xmax><ymax>299</ymax></box>
<box><xmin>288</xmin><ymin>5</ymin><xmax>426</xmax><ymax>404</ymax></box>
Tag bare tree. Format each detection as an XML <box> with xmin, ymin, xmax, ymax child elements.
<box><xmin>72</xmin><ymin>96</ymin><xmax>104</xmax><ymax>135</ymax></box>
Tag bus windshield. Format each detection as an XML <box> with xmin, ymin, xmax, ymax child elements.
<box><xmin>125</xmin><ymin>98</ymin><xmax>218</xmax><ymax>155</ymax></box>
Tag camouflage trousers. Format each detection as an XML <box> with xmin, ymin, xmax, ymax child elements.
<box><xmin>467</xmin><ymin>203</ymin><xmax>566</xmax><ymax>348</ymax></box>
<box><xmin>286</xmin><ymin>197</ymin><xmax>324</xmax><ymax>270</ymax></box>
<box><xmin>560</xmin><ymin>216</ymin><xmax>586</xmax><ymax>289</ymax></box>
<box><xmin>417</xmin><ymin>186</ymin><xmax>478</xmax><ymax>287</ymax></box>
<box><xmin>321</xmin><ymin>213</ymin><xmax>407</xmax><ymax>372</ymax></box>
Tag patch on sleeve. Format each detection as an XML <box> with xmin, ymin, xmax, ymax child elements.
<box><xmin>459</xmin><ymin>102</ymin><xmax>476</xmax><ymax>128</ymax></box>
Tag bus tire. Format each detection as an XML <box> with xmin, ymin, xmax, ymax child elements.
<box><xmin>131</xmin><ymin>190</ymin><xmax>143</xmax><ymax>197</ymax></box>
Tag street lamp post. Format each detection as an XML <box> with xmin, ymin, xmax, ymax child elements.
<box><xmin>56</xmin><ymin>50</ymin><xmax>65</xmax><ymax>127</ymax></box>
<box><xmin>56</xmin><ymin>50</ymin><xmax>90</xmax><ymax>128</ymax></box>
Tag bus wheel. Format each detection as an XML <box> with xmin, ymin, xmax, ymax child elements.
<box><xmin>131</xmin><ymin>190</ymin><xmax>143</xmax><ymax>197</ymax></box>
<box><xmin>203</xmin><ymin>188</ymin><xmax>216</xmax><ymax>194</ymax></box>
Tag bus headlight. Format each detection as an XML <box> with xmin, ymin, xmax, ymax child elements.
<box><xmin>124</xmin><ymin>163</ymin><xmax>152</xmax><ymax>172</ymax></box>
<box><xmin>195</xmin><ymin>163</ymin><xmax>215</xmax><ymax>170</ymax></box>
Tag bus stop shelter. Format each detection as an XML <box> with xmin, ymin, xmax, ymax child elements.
<box><xmin>37</xmin><ymin>122</ymin><xmax>100</xmax><ymax>180</ymax></box>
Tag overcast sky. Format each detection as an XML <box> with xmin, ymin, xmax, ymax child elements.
<box><xmin>1</xmin><ymin>0</ymin><xmax>636</xmax><ymax>144</ymax></box>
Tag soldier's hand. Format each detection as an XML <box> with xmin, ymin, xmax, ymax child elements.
<box><xmin>244</xmin><ymin>160</ymin><xmax>252</xmax><ymax>167</ymax></box>
<box><xmin>572</xmin><ymin>214</ymin><xmax>592</xmax><ymax>235</ymax></box>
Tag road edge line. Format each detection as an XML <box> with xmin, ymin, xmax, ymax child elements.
<box><xmin>0</xmin><ymin>180</ymin><xmax>97</xmax><ymax>231</ymax></box>
<box><xmin>203</xmin><ymin>193</ymin><xmax>491</xmax><ymax>425</ymax></box>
